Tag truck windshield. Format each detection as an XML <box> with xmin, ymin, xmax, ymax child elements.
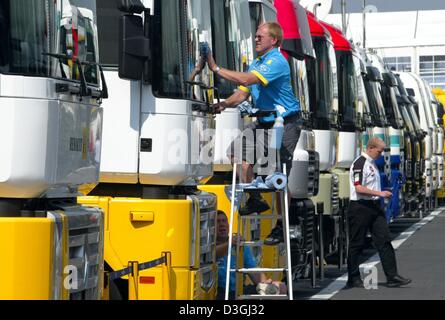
<box><xmin>417</xmin><ymin>80</ymin><xmax>435</xmax><ymax>127</ymax></box>
<box><xmin>400</xmin><ymin>105</ymin><xmax>415</xmax><ymax>132</ymax></box>
<box><xmin>397</xmin><ymin>77</ymin><xmax>422</xmax><ymax>132</ymax></box>
<box><xmin>355</xmin><ymin>56</ymin><xmax>371</xmax><ymax>129</ymax></box>
<box><xmin>381</xmin><ymin>73</ymin><xmax>404</xmax><ymax>128</ymax></box>
<box><xmin>0</xmin><ymin>0</ymin><xmax>99</xmax><ymax>84</ymax></box>
<box><xmin>408</xmin><ymin>104</ymin><xmax>422</xmax><ymax>131</ymax></box>
<box><xmin>152</xmin><ymin>0</ymin><xmax>213</xmax><ymax>102</ymax></box>
<box><xmin>364</xmin><ymin>79</ymin><xmax>386</xmax><ymax>127</ymax></box>
<box><xmin>424</xmin><ymin>81</ymin><xmax>440</xmax><ymax>124</ymax></box>
<box><xmin>337</xmin><ymin>51</ymin><xmax>358</xmax><ymax>131</ymax></box>
<box><xmin>210</xmin><ymin>0</ymin><xmax>253</xmax><ymax>98</ymax></box>
<box><xmin>307</xmin><ymin>37</ymin><xmax>337</xmax><ymax>129</ymax></box>
<box><xmin>389</xmin><ymin>86</ymin><xmax>404</xmax><ymax>128</ymax></box>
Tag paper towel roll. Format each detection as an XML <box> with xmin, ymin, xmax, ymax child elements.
<box><xmin>265</xmin><ymin>173</ymin><xmax>287</xmax><ymax>190</ymax></box>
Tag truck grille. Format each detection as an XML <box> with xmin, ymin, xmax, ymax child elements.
<box><xmin>289</xmin><ymin>200</ymin><xmax>315</xmax><ymax>274</ymax></box>
<box><xmin>406</xmin><ymin>159</ymin><xmax>412</xmax><ymax>178</ymax></box>
<box><xmin>66</xmin><ymin>207</ymin><xmax>103</xmax><ymax>300</ymax></box>
<box><xmin>198</xmin><ymin>193</ymin><xmax>217</xmax><ymax>266</ymax></box>
<box><xmin>331</xmin><ymin>174</ymin><xmax>340</xmax><ymax>214</ymax></box>
<box><xmin>400</xmin><ymin>151</ymin><xmax>405</xmax><ymax>174</ymax></box>
<box><xmin>307</xmin><ymin>151</ymin><xmax>320</xmax><ymax>197</ymax></box>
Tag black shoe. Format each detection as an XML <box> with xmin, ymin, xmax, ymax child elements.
<box><xmin>346</xmin><ymin>278</ymin><xmax>364</xmax><ymax>288</ymax></box>
<box><xmin>239</xmin><ymin>196</ymin><xmax>270</xmax><ymax>216</ymax></box>
<box><xmin>386</xmin><ymin>275</ymin><xmax>411</xmax><ymax>287</ymax></box>
<box><xmin>264</xmin><ymin>225</ymin><xmax>284</xmax><ymax>245</ymax></box>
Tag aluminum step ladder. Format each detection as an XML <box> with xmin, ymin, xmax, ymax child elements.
<box><xmin>224</xmin><ymin>161</ymin><xmax>293</xmax><ymax>300</ymax></box>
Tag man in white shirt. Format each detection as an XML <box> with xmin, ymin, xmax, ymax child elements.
<box><xmin>347</xmin><ymin>137</ymin><xmax>411</xmax><ymax>288</ymax></box>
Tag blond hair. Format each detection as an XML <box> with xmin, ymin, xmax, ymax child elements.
<box><xmin>367</xmin><ymin>137</ymin><xmax>385</xmax><ymax>150</ymax></box>
<box><xmin>259</xmin><ymin>22</ymin><xmax>283</xmax><ymax>47</ymax></box>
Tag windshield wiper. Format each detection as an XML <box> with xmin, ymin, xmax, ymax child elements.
<box><xmin>81</xmin><ymin>61</ymin><xmax>109</xmax><ymax>99</ymax></box>
<box><xmin>185</xmin><ymin>80</ymin><xmax>221</xmax><ymax>114</ymax></box>
<box><xmin>42</xmin><ymin>52</ymin><xmax>89</xmax><ymax>97</ymax></box>
<box><xmin>42</xmin><ymin>52</ymin><xmax>68</xmax><ymax>79</ymax></box>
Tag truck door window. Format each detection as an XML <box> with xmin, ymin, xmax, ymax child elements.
<box><xmin>290</xmin><ymin>59</ymin><xmax>310</xmax><ymax>113</ymax></box>
<box><xmin>327</xmin><ymin>41</ymin><xmax>339</xmax><ymax>122</ymax></box>
<box><xmin>152</xmin><ymin>0</ymin><xmax>213</xmax><ymax>102</ymax></box>
<box><xmin>58</xmin><ymin>0</ymin><xmax>99</xmax><ymax>85</ymax></box>
<box><xmin>338</xmin><ymin>52</ymin><xmax>358</xmax><ymax>130</ymax></box>
<box><xmin>211</xmin><ymin>0</ymin><xmax>253</xmax><ymax>98</ymax></box>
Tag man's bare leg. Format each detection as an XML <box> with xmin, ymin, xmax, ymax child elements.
<box><xmin>239</xmin><ymin>161</ymin><xmax>255</xmax><ymax>183</ymax></box>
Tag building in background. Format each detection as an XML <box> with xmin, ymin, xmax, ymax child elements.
<box><xmin>322</xmin><ymin>0</ymin><xmax>445</xmax><ymax>89</ymax></box>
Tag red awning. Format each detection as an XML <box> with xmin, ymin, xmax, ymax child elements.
<box><xmin>306</xmin><ymin>10</ymin><xmax>328</xmax><ymax>38</ymax></box>
<box><xmin>320</xmin><ymin>21</ymin><xmax>351</xmax><ymax>51</ymax></box>
<box><xmin>274</xmin><ymin>0</ymin><xmax>315</xmax><ymax>59</ymax></box>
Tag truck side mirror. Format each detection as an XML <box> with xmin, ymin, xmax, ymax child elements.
<box><xmin>118</xmin><ymin>14</ymin><xmax>150</xmax><ymax>81</ymax></box>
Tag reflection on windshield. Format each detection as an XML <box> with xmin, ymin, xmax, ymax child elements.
<box><xmin>0</xmin><ymin>0</ymin><xmax>99</xmax><ymax>84</ymax></box>
<box><xmin>59</xmin><ymin>0</ymin><xmax>99</xmax><ymax>84</ymax></box>
<box><xmin>153</xmin><ymin>0</ymin><xmax>213</xmax><ymax>102</ymax></box>
<box><xmin>211</xmin><ymin>0</ymin><xmax>252</xmax><ymax>98</ymax></box>
<box><xmin>290</xmin><ymin>58</ymin><xmax>309</xmax><ymax>113</ymax></box>
<box><xmin>328</xmin><ymin>42</ymin><xmax>338</xmax><ymax>116</ymax></box>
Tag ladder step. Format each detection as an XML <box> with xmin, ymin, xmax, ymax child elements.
<box><xmin>237</xmin><ymin>294</ymin><xmax>289</xmax><ymax>300</ymax></box>
<box><xmin>240</xmin><ymin>188</ymin><xmax>283</xmax><ymax>193</ymax></box>
<box><xmin>239</xmin><ymin>240</ymin><xmax>264</xmax><ymax>246</ymax></box>
<box><xmin>240</xmin><ymin>214</ymin><xmax>275</xmax><ymax>219</ymax></box>
<box><xmin>231</xmin><ymin>268</ymin><xmax>286</xmax><ymax>273</ymax></box>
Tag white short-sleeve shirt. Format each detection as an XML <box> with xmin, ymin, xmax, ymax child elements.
<box><xmin>349</xmin><ymin>152</ymin><xmax>381</xmax><ymax>201</ymax></box>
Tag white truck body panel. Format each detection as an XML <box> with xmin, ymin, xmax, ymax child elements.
<box><xmin>213</xmin><ymin>109</ymin><xmax>244</xmax><ymax>172</ymax></box>
<box><xmin>0</xmin><ymin>74</ymin><xmax>102</xmax><ymax>198</ymax></box>
<box><xmin>336</xmin><ymin>131</ymin><xmax>358</xmax><ymax>168</ymax></box>
<box><xmin>97</xmin><ymin>71</ymin><xmax>215</xmax><ymax>186</ymax></box>
<box><xmin>314</xmin><ymin>129</ymin><xmax>337</xmax><ymax>171</ymax></box>
<box><xmin>288</xmin><ymin>129</ymin><xmax>317</xmax><ymax>198</ymax></box>
<box><xmin>138</xmin><ymin>86</ymin><xmax>214</xmax><ymax>185</ymax></box>
<box><xmin>99</xmin><ymin>71</ymin><xmax>140</xmax><ymax>183</ymax></box>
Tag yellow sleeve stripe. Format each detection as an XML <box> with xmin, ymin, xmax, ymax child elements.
<box><xmin>251</xmin><ymin>70</ymin><xmax>269</xmax><ymax>86</ymax></box>
<box><xmin>238</xmin><ymin>85</ymin><xmax>250</xmax><ymax>93</ymax></box>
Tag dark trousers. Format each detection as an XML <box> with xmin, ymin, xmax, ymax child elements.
<box><xmin>347</xmin><ymin>201</ymin><xmax>398</xmax><ymax>281</ymax></box>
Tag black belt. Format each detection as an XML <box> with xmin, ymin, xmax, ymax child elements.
<box><xmin>354</xmin><ymin>199</ymin><xmax>381</xmax><ymax>207</ymax></box>
<box><xmin>283</xmin><ymin>113</ymin><xmax>300</xmax><ymax>124</ymax></box>
<box><xmin>258</xmin><ymin>112</ymin><xmax>300</xmax><ymax>126</ymax></box>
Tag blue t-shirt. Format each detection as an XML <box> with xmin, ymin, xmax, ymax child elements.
<box><xmin>217</xmin><ymin>246</ymin><xmax>257</xmax><ymax>292</ymax></box>
<box><xmin>239</xmin><ymin>48</ymin><xmax>300</xmax><ymax>123</ymax></box>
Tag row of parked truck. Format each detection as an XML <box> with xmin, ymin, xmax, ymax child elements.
<box><xmin>1</xmin><ymin>0</ymin><xmax>444</xmax><ymax>299</ymax></box>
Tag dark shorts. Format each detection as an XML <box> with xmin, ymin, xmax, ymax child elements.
<box><xmin>227</xmin><ymin>114</ymin><xmax>301</xmax><ymax>175</ymax></box>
